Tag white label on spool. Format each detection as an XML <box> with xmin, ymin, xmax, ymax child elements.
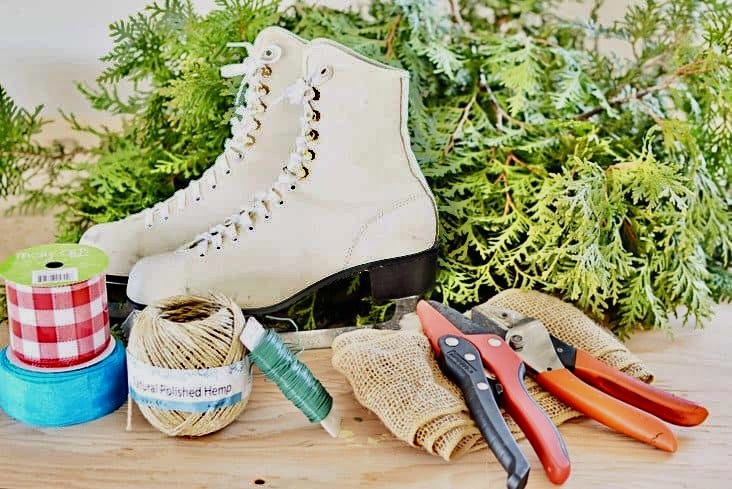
<box><xmin>31</xmin><ymin>267</ymin><xmax>79</xmax><ymax>285</ymax></box>
<box><xmin>126</xmin><ymin>353</ymin><xmax>252</xmax><ymax>413</ymax></box>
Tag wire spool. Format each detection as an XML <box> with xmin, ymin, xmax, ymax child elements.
<box><xmin>241</xmin><ymin>318</ymin><xmax>340</xmax><ymax>437</ymax></box>
<box><xmin>127</xmin><ymin>294</ymin><xmax>252</xmax><ymax>437</ymax></box>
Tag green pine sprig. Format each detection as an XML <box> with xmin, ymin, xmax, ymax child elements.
<box><xmin>1</xmin><ymin>0</ymin><xmax>730</xmax><ymax>337</ymax></box>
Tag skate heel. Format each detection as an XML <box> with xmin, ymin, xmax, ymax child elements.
<box><xmin>368</xmin><ymin>245</ymin><xmax>438</xmax><ymax>300</ymax></box>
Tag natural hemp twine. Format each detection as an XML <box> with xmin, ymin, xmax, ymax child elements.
<box><xmin>127</xmin><ymin>294</ymin><xmax>249</xmax><ymax>436</ymax></box>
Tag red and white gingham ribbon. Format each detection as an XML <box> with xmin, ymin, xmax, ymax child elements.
<box><xmin>5</xmin><ymin>274</ymin><xmax>111</xmax><ymax>369</ymax></box>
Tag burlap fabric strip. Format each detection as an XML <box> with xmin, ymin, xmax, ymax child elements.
<box><xmin>331</xmin><ymin>289</ymin><xmax>654</xmax><ymax>461</ymax></box>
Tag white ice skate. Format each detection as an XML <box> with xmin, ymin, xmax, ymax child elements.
<box><xmin>126</xmin><ymin>38</ymin><xmax>439</xmax><ymax>313</ymax></box>
<box><xmin>80</xmin><ymin>27</ymin><xmax>307</xmax><ymax>291</ymax></box>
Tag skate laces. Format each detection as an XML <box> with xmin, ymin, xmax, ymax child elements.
<box><xmin>143</xmin><ymin>42</ymin><xmax>282</xmax><ymax>229</ymax></box>
<box><xmin>190</xmin><ymin>66</ymin><xmax>334</xmax><ymax>257</ymax></box>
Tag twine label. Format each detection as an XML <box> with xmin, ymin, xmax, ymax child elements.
<box><xmin>127</xmin><ymin>353</ymin><xmax>252</xmax><ymax>412</ymax></box>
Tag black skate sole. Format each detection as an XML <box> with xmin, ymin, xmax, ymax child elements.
<box><xmin>126</xmin><ymin>244</ymin><xmax>439</xmax><ymax>315</ymax></box>
<box><xmin>106</xmin><ymin>274</ymin><xmax>132</xmax><ymax>319</ymax></box>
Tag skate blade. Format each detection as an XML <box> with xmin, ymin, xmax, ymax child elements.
<box><xmin>279</xmin><ymin>295</ymin><xmax>420</xmax><ymax>350</ymax></box>
<box><xmin>106</xmin><ymin>276</ymin><xmax>133</xmax><ymax>320</ymax></box>
<box><xmin>126</xmin><ymin>245</ymin><xmax>438</xmax><ymax>315</ymax></box>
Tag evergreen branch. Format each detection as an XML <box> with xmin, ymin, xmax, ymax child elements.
<box><xmin>443</xmin><ymin>87</ymin><xmax>477</xmax><ymax>156</ymax></box>
<box><xmin>576</xmin><ymin>58</ymin><xmax>712</xmax><ymax>120</ymax></box>
<box><xmin>2</xmin><ymin>0</ymin><xmax>729</xmax><ymax>336</ymax></box>
<box><xmin>484</xmin><ymin>84</ymin><xmax>527</xmax><ymax>129</ymax></box>
<box><xmin>497</xmin><ymin>171</ymin><xmax>514</xmax><ymax>216</ymax></box>
<box><xmin>384</xmin><ymin>13</ymin><xmax>402</xmax><ymax>60</ymax></box>
<box><xmin>506</xmin><ymin>152</ymin><xmax>543</xmax><ymax>177</ymax></box>
<box><xmin>448</xmin><ymin>0</ymin><xmax>466</xmax><ymax>28</ymax></box>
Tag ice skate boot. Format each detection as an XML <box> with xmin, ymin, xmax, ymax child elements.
<box><xmin>80</xmin><ymin>27</ymin><xmax>307</xmax><ymax>305</ymax></box>
<box><xmin>126</xmin><ymin>38</ymin><xmax>439</xmax><ymax>314</ymax></box>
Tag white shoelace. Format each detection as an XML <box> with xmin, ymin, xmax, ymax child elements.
<box><xmin>142</xmin><ymin>42</ymin><xmax>281</xmax><ymax>229</ymax></box>
<box><xmin>190</xmin><ymin>66</ymin><xmax>333</xmax><ymax>257</ymax></box>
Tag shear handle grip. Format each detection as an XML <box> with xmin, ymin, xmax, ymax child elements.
<box><xmin>438</xmin><ymin>336</ymin><xmax>530</xmax><ymax>489</ymax></box>
<box><xmin>572</xmin><ymin>350</ymin><xmax>708</xmax><ymax>427</ymax></box>
<box><xmin>477</xmin><ymin>335</ymin><xmax>571</xmax><ymax>485</ymax></box>
<box><xmin>535</xmin><ymin>368</ymin><xmax>678</xmax><ymax>452</ymax></box>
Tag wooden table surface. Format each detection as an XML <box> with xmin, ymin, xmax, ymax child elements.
<box><xmin>0</xmin><ymin>305</ymin><xmax>730</xmax><ymax>489</ymax></box>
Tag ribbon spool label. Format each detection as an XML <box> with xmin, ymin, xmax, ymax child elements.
<box><xmin>0</xmin><ymin>244</ymin><xmax>108</xmax><ymax>288</ymax></box>
<box><xmin>127</xmin><ymin>354</ymin><xmax>252</xmax><ymax>413</ymax></box>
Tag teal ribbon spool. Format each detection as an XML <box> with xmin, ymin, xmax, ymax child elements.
<box><xmin>0</xmin><ymin>339</ymin><xmax>127</xmax><ymax>427</ymax></box>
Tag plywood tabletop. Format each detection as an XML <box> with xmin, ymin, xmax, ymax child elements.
<box><xmin>0</xmin><ymin>304</ymin><xmax>730</xmax><ymax>489</ymax></box>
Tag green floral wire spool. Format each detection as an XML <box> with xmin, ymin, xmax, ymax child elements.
<box><xmin>249</xmin><ymin>329</ymin><xmax>332</xmax><ymax>422</ymax></box>
<box><xmin>241</xmin><ymin>318</ymin><xmax>340</xmax><ymax>436</ymax></box>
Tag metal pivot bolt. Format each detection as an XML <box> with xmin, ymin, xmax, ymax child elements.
<box><xmin>508</xmin><ymin>334</ymin><xmax>525</xmax><ymax>351</ymax></box>
<box><xmin>476</xmin><ymin>382</ymin><xmax>490</xmax><ymax>391</ymax></box>
<box><xmin>445</xmin><ymin>337</ymin><xmax>459</xmax><ymax>347</ymax></box>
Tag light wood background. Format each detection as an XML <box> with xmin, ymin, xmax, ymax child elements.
<box><xmin>0</xmin><ymin>303</ymin><xmax>729</xmax><ymax>489</ymax></box>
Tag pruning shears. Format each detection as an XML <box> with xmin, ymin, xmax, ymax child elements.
<box><xmin>417</xmin><ymin>300</ymin><xmax>571</xmax><ymax>488</ymax></box>
<box><xmin>417</xmin><ymin>300</ymin><xmax>709</xmax><ymax>488</ymax></box>
<box><xmin>469</xmin><ymin>303</ymin><xmax>709</xmax><ymax>432</ymax></box>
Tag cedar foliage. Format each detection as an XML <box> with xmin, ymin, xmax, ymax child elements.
<box><xmin>1</xmin><ymin>0</ymin><xmax>730</xmax><ymax>336</ymax></box>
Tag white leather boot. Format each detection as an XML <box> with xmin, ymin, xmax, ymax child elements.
<box><xmin>80</xmin><ymin>27</ymin><xmax>307</xmax><ymax>284</ymax></box>
<box><xmin>126</xmin><ymin>38</ymin><xmax>439</xmax><ymax>312</ymax></box>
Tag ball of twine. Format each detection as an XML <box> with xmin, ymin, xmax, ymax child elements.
<box><xmin>127</xmin><ymin>293</ymin><xmax>249</xmax><ymax>436</ymax></box>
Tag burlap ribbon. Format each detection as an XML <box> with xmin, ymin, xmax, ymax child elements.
<box><xmin>331</xmin><ymin>289</ymin><xmax>653</xmax><ymax>461</ymax></box>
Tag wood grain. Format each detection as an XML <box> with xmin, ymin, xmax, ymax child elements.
<box><xmin>0</xmin><ymin>304</ymin><xmax>730</xmax><ymax>489</ymax></box>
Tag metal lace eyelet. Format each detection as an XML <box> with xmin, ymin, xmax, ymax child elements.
<box><xmin>225</xmin><ymin>169</ymin><xmax>232</xmax><ymax>175</ymax></box>
<box><xmin>310</xmin><ymin>109</ymin><xmax>320</xmax><ymax>122</ymax></box>
<box><xmin>216</xmin><ymin>246</ymin><xmax>221</xmax><ymax>250</ymax></box>
<box><xmin>260</xmin><ymin>65</ymin><xmax>272</xmax><ymax>77</ymax></box>
<box><xmin>260</xmin><ymin>45</ymin><xmax>281</xmax><ymax>63</ymax></box>
<box><xmin>253</xmin><ymin>118</ymin><xmax>262</xmax><ymax>130</ymax></box>
<box><xmin>289</xmin><ymin>184</ymin><xmax>296</xmax><ymax>191</ymax></box>
<box><xmin>305</xmin><ymin>149</ymin><xmax>316</xmax><ymax>161</ymax></box>
<box><xmin>277</xmin><ymin>200</ymin><xmax>285</xmax><ymax>207</ymax></box>
<box><xmin>311</xmin><ymin>87</ymin><xmax>320</xmax><ymax>101</ymax></box>
<box><xmin>258</xmin><ymin>84</ymin><xmax>270</xmax><ymax>95</ymax></box>
<box><xmin>248</xmin><ymin>225</ymin><xmax>255</xmax><ymax>231</ymax></box>
<box><xmin>318</xmin><ymin>65</ymin><xmax>334</xmax><ymax>81</ymax></box>
<box><xmin>259</xmin><ymin>100</ymin><xmax>268</xmax><ymax>112</ymax></box>
<box><xmin>307</xmin><ymin>129</ymin><xmax>319</xmax><ymax>141</ymax></box>
<box><xmin>246</xmin><ymin>134</ymin><xmax>256</xmax><ymax>146</ymax></box>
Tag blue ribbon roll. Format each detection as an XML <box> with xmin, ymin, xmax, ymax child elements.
<box><xmin>0</xmin><ymin>339</ymin><xmax>127</xmax><ymax>427</ymax></box>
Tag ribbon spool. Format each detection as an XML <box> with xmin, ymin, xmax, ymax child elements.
<box><xmin>0</xmin><ymin>243</ymin><xmax>127</xmax><ymax>427</ymax></box>
<box><xmin>127</xmin><ymin>294</ymin><xmax>252</xmax><ymax>437</ymax></box>
<box><xmin>0</xmin><ymin>339</ymin><xmax>128</xmax><ymax>427</ymax></box>
<box><xmin>0</xmin><ymin>244</ymin><xmax>112</xmax><ymax>370</ymax></box>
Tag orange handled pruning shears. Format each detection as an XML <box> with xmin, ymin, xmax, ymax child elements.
<box><xmin>417</xmin><ymin>300</ymin><xmax>708</xmax><ymax>488</ymax></box>
<box><xmin>469</xmin><ymin>303</ymin><xmax>709</xmax><ymax>434</ymax></box>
